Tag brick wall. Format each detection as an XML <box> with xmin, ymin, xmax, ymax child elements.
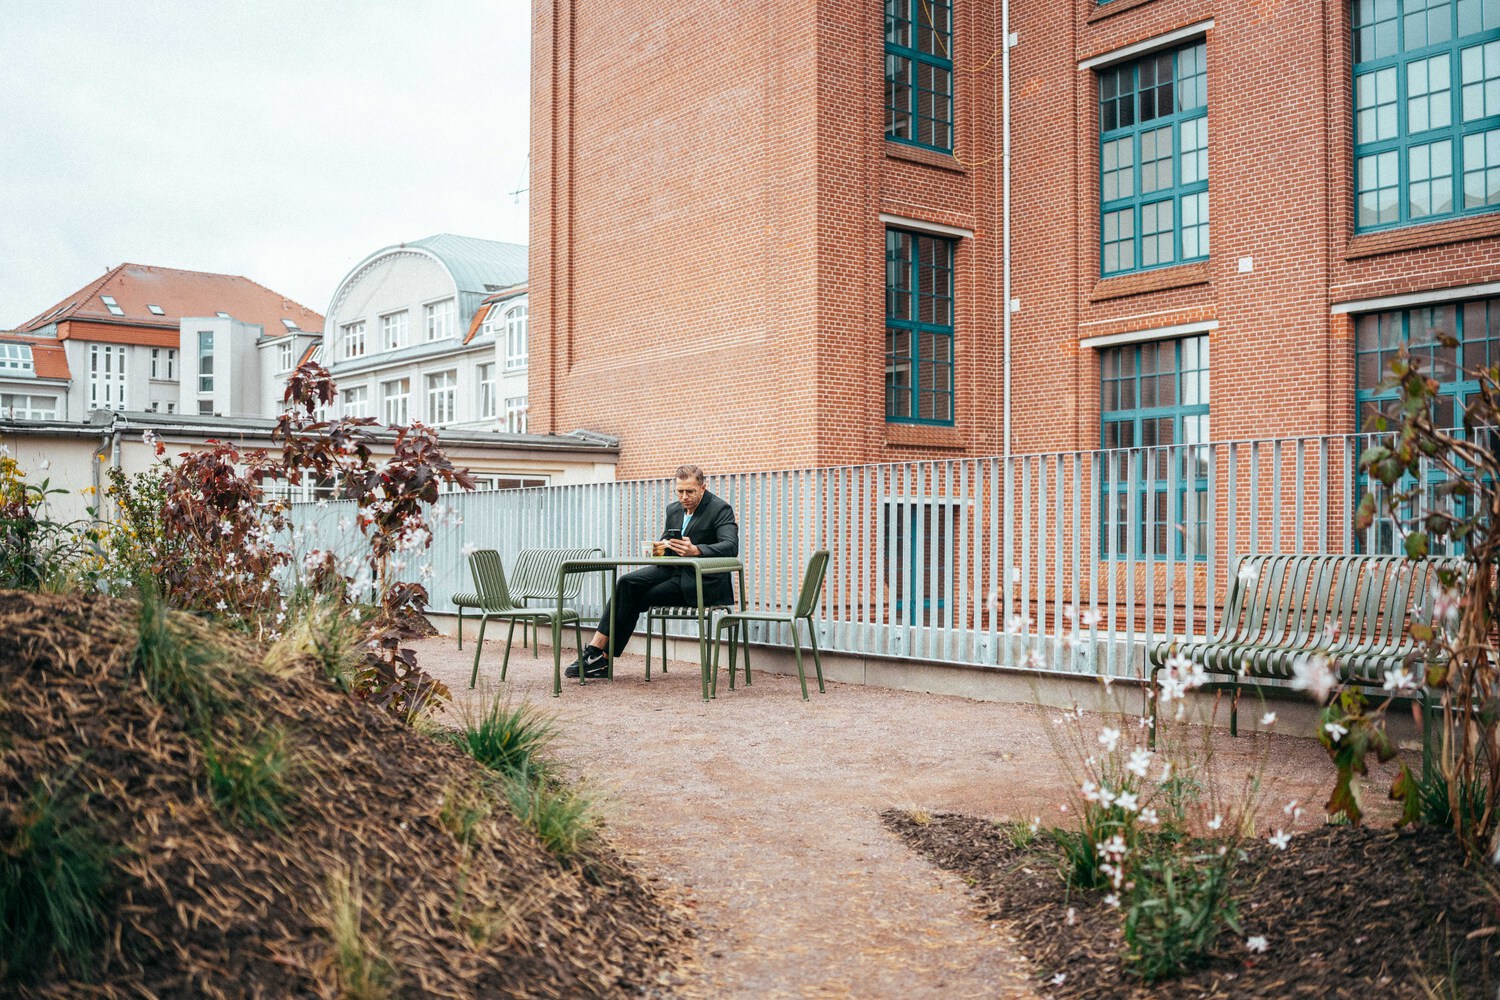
<box><xmin>532</xmin><ymin>0</ymin><xmax>1500</xmax><ymax>479</ymax></box>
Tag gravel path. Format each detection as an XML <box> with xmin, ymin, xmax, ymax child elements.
<box><xmin>416</xmin><ymin>636</ymin><xmax>1342</xmax><ymax>999</ymax></box>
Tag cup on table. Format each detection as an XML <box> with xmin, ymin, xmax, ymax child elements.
<box><xmin>642</xmin><ymin>538</ymin><xmax>664</xmax><ymax>558</ymax></box>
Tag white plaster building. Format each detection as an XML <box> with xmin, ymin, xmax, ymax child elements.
<box><xmin>325</xmin><ymin>234</ymin><xmax>529</xmax><ymax>438</ymax></box>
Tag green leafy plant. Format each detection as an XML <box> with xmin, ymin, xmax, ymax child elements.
<box><xmin>501</xmin><ymin>765</ymin><xmax>599</xmax><ymax>862</ymax></box>
<box><xmin>203</xmin><ymin>727</ymin><xmax>296</xmax><ymax>829</ymax></box>
<box><xmin>0</xmin><ymin>776</ymin><xmax>117</xmax><ymax>982</ymax></box>
<box><xmin>133</xmin><ymin>581</ymin><xmax>235</xmax><ymax>729</ymax></box>
<box><xmin>1123</xmin><ymin>845</ymin><xmax>1243</xmax><ymax>982</ymax></box>
<box><xmin>437</xmin><ymin>780</ymin><xmax>493</xmax><ymax>849</ymax></box>
<box><xmin>0</xmin><ymin>454</ymin><xmax>88</xmax><ymax>591</ymax></box>
<box><xmin>447</xmin><ymin>695</ymin><xmax>557</xmax><ymax>783</ymax></box>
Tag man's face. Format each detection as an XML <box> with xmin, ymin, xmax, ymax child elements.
<box><xmin>675</xmin><ymin>478</ymin><xmax>705</xmax><ymax>513</ymax></box>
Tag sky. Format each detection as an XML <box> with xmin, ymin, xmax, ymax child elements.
<box><xmin>0</xmin><ymin>0</ymin><xmax>531</xmax><ymax>327</ymax></box>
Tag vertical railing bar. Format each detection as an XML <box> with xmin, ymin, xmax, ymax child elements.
<box><xmin>1295</xmin><ymin>438</ymin><xmax>1306</xmax><ymax>555</ymax></box>
<box><xmin>1272</xmin><ymin>438</ymin><xmax>1284</xmax><ymax>553</ymax></box>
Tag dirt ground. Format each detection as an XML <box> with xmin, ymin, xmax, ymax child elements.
<box><xmin>417</xmin><ymin>635</ymin><xmax>1374</xmax><ymax>1000</ymax></box>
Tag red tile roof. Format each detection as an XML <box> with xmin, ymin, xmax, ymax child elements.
<box><xmin>15</xmin><ymin>263</ymin><xmax>323</xmax><ymax>343</ymax></box>
<box><xmin>0</xmin><ymin>335</ymin><xmax>71</xmax><ymax>380</ymax></box>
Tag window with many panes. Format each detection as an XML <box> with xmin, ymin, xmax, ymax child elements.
<box><xmin>197</xmin><ymin>330</ymin><xmax>214</xmax><ymax>393</ymax></box>
<box><xmin>505</xmin><ymin>395</ymin><xmax>528</xmax><ymax>434</ymax></box>
<box><xmin>1353</xmin><ymin>0</ymin><xmax>1500</xmax><ymax>230</ymax></box>
<box><xmin>149</xmin><ymin>348</ymin><xmax>176</xmax><ymax>380</ymax></box>
<box><xmin>886</xmin><ymin>229</ymin><xmax>955</xmax><ymax>424</ymax></box>
<box><xmin>382</xmin><ymin>377</ymin><xmax>410</xmax><ymax>425</ymax></box>
<box><xmin>91</xmin><ymin>344</ymin><xmax>128</xmax><ymax>411</ymax></box>
<box><xmin>278</xmin><ymin>340</ymin><xmax>294</xmax><ymax>371</ymax></box>
<box><xmin>342</xmin><ymin>384</ymin><xmax>370</xmax><ymax>418</ymax></box>
<box><xmin>381</xmin><ymin>311</ymin><xmax>408</xmax><ymax>351</ymax></box>
<box><xmin>1354</xmin><ymin>295</ymin><xmax>1500</xmax><ymax>550</ymax></box>
<box><xmin>342</xmin><ymin>320</ymin><xmax>366</xmax><ymax>360</ymax></box>
<box><xmin>426</xmin><ymin>370</ymin><xmax>457</xmax><ymax>425</ymax></box>
<box><xmin>478</xmin><ymin>362</ymin><xmax>497</xmax><ymax>419</ymax></box>
<box><xmin>505</xmin><ymin>304</ymin><xmax>528</xmax><ymax>371</ymax></box>
<box><xmin>425</xmin><ymin>298</ymin><xmax>454</xmax><ymax>342</ymax></box>
<box><xmin>1099</xmin><ymin>41</ymin><xmax>1209</xmax><ymax>276</ymax></box>
<box><xmin>1</xmin><ymin>393</ymin><xmax>56</xmax><ymax>419</ymax></box>
<box><xmin>1099</xmin><ymin>336</ymin><xmax>1210</xmax><ymax>558</ymax></box>
<box><xmin>885</xmin><ymin>0</ymin><xmax>953</xmax><ymax>152</ymax></box>
<box><xmin>0</xmin><ymin>343</ymin><xmax>33</xmax><ymax>373</ymax></box>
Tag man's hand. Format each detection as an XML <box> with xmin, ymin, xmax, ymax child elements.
<box><xmin>666</xmin><ymin>537</ymin><xmax>700</xmax><ymax>557</ymax></box>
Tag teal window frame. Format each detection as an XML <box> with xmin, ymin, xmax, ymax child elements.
<box><xmin>1099</xmin><ymin>335</ymin><xmax>1211</xmax><ymax>560</ymax></box>
<box><xmin>1354</xmin><ymin>295</ymin><xmax>1500</xmax><ymax>552</ymax></box>
<box><xmin>1353</xmin><ymin>0</ymin><xmax>1500</xmax><ymax>232</ymax></box>
<box><xmin>1098</xmin><ymin>41</ymin><xmax>1210</xmax><ymax>277</ymax></box>
<box><xmin>885</xmin><ymin>0</ymin><xmax>954</xmax><ymax>152</ymax></box>
<box><xmin>886</xmin><ymin>228</ymin><xmax>956</xmax><ymax>425</ymax></box>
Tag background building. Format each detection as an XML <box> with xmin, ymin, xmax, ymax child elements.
<box><xmin>532</xmin><ymin>0</ymin><xmax>1500</xmax><ymax>480</ymax></box>
<box><xmin>11</xmin><ymin>262</ymin><xmax>323</xmax><ymax>420</ymax></box>
<box><xmin>324</xmin><ymin>234</ymin><xmax>529</xmax><ymax>433</ymax></box>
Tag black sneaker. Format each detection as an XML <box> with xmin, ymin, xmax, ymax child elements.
<box><xmin>565</xmin><ymin>648</ymin><xmax>609</xmax><ymax>679</ymax></box>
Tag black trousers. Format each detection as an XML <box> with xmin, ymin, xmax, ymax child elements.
<box><xmin>596</xmin><ymin>566</ymin><xmax>695</xmax><ymax>656</ymax></box>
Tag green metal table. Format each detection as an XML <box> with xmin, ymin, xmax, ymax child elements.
<box><xmin>551</xmin><ymin>556</ymin><xmax>745</xmax><ymax>701</ymax></box>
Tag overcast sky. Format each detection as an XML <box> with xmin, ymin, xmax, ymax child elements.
<box><xmin>0</xmin><ymin>1</ymin><xmax>530</xmax><ymax>327</ymax></box>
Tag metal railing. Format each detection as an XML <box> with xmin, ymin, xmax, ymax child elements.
<box><xmin>288</xmin><ymin>432</ymin><xmax>1433</xmax><ymax>680</ymax></box>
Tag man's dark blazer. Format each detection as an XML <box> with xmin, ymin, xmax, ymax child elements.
<box><xmin>660</xmin><ymin>490</ymin><xmax>739</xmax><ymax>606</ymax></box>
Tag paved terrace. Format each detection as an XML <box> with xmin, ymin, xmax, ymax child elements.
<box><xmin>419</xmin><ymin>635</ymin><xmax>1371</xmax><ymax>1000</ymax></box>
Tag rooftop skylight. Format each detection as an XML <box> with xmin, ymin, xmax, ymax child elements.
<box><xmin>147</xmin><ymin>304</ymin><xmax>165</xmax><ymax>315</ymax></box>
<box><xmin>282</xmin><ymin>318</ymin><xmax>299</xmax><ymax>331</ymax></box>
<box><xmin>100</xmin><ymin>295</ymin><xmax>124</xmax><ymax>316</ymax></box>
<box><xmin>216</xmin><ymin>312</ymin><xmax>230</xmax><ymax>319</ymax></box>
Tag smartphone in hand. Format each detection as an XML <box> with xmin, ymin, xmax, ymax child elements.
<box><xmin>664</xmin><ymin>528</ymin><xmax>682</xmax><ymax>539</ymax></box>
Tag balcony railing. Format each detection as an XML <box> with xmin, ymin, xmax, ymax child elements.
<box><xmin>287</xmin><ymin>432</ymin><xmax>1447</xmax><ymax>680</ymax></box>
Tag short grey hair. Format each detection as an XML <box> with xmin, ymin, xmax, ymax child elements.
<box><xmin>674</xmin><ymin>464</ymin><xmax>706</xmax><ymax>484</ymax></box>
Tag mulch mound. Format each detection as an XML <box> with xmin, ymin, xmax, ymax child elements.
<box><xmin>0</xmin><ymin>590</ymin><xmax>696</xmax><ymax>999</ymax></box>
<box><xmin>885</xmin><ymin>810</ymin><xmax>1500</xmax><ymax>999</ymax></box>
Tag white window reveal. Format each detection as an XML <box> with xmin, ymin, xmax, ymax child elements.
<box><xmin>504</xmin><ymin>395</ymin><xmax>528</xmax><ymax>433</ymax></box>
<box><xmin>505</xmin><ymin>303</ymin><xmax>528</xmax><ymax>371</ymax></box>
<box><xmin>342</xmin><ymin>384</ymin><xmax>369</xmax><ymax>418</ymax></box>
<box><xmin>426</xmin><ymin>370</ymin><xmax>457</xmax><ymax>424</ymax></box>
<box><xmin>478</xmin><ymin>362</ymin><xmax>497</xmax><ymax>419</ymax></box>
<box><xmin>382</xmin><ymin>377</ymin><xmax>410</xmax><ymax>425</ymax></box>
<box><xmin>342</xmin><ymin>320</ymin><xmax>366</xmax><ymax>360</ymax></box>
<box><xmin>1</xmin><ymin>393</ymin><xmax>57</xmax><ymax>419</ymax></box>
<box><xmin>381</xmin><ymin>311</ymin><xmax>408</xmax><ymax>351</ymax></box>
<box><xmin>197</xmin><ymin>330</ymin><xmax>215</xmax><ymax>393</ymax></box>
<box><xmin>150</xmin><ymin>348</ymin><xmax>177</xmax><ymax>380</ymax></box>
<box><xmin>425</xmin><ymin>298</ymin><xmax>455</xmax><ymax>342</ymax></box>
<box><xmin>90</xmin><ymin>344</ymin><xmax>127</xmax><ymax>410</ymax></box>
<box><xmin>0</xmin><ymin>343</ymin><xmax>34</xmax><ymax>373</ymax></box>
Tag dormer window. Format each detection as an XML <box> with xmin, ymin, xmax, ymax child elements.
<box><xmin>0</xmin><ymin>343</ymin><xmax>34</xmax><ymax>373</ymax></box>
<box><xmin>147</xmin><ymin>304</ymin><xmax>165</xmax><ymax>316</ymax></box>
<box><xmin>100</xmin><ymin>295</ymin><xmax>124</xmax><ymax>316</ymax></box>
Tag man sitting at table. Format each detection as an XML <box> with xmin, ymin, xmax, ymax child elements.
<box><xmin>566</xmin><ymin>464</ymin><xmax>740</xmax><ymax>678</ymax></box>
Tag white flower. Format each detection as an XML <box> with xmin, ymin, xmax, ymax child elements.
<box><xmin>1081</xmin><ymin>608</ymin><xmax>1102</xmax><ymax>628</ymax></box>
<box><xmin>1065</xmin><ymin>907</ymin><xmax>1076</xmax><ymax>926</ymax></box>
<box><xmin>1115</xmin><ymin>790</ymin><xmax>1139</xmax><ymax>812</ymax></box>
<box><xmin>1021</xmin><ymin>649</ymin><xmax>1046</xmax><ymax>669</ymax></box>
<box><xmin>1283</xmin><ymin>799</ymin><xmax>1299</xmax><ymax>816</ymax></box>
<box><xmin>1246</xmin><ymin>935</ymin><xmax>1268</xmax><ymax>953</ymax></box>
<box><xmin>1127</xmin><ymin>748</ymin><xmax>1153</xmax><ymax>778</ymax></box>
<box><xmin>1159</xmin><ymin>762</ymin><xmax>1173</xmax><ymax>783</ymax></box>
<box><xmin>1321</xmin><ymin>620</ymin><xmax>1342</xmax><ymax>643</ymax></box>
<box><xmin>1383</xmin><ymin>665</ymin><xmax>1417</xmax><ymax>693</ymax></box>
<box><xmin>1260</xmin><ymin>711</ymin><xmax>1278</xmax><ymax>726</ymax></box>
<box><xmin>1098</xmin><ymin>727</ymin><xmax>1121</xmax><ymax>752</ymax></box>
<box><xmin>1103</xmin><ymin>893</ymin><xmax>1120</xmax><ymax>908</ymax></box>
<box><xmin>1028</xmin><ymin>816</ymin><xmax>1041</xmax><ymax>834</ymax></box>
<box><xmin>1063</xmin><ymin>604</ymin><xmax>1077</xmax><ymax>622</ymax></box>
<box><xmin>1430</xmin><ymin>583</ymin><xmax>1461</xmax><ymax>628</ymax></box>
<box><xmin>1081</xmin><ymin>780</ymin><xmax>1101</xmax><ymax>803</ymax></box>
<box><xmin>1207</xmin><ymin>814</ymin><xmax>1223</xmax><ymax>831</ymax></box>
<box><xmin>1291</xmin><ymin>652</ymin><xmax>1338</xmax><ymax>703</ymax></box>
<box><xmin>1324</xmin><ymin>721</ymin><xmax>1349</xmax><ymax>742</ymax></box>
<box><xmin>1238</xmin><ymin>563</ymin><xmax>1258</xmax><ymax>583</ymax></box>
<box><xmin>275</xmin><ymin>612</ymin><xmax>286</xmax><ymax>625</ymax></box>
<box><xmin>1050</xmin><ymin>972</ymin><xmax>1066</xmax><ymax>985</ymax></box>
<box><xmin>1268</xmin><ymin>829</ymin><xmax>1291</xmax><ymax>850</ymax></box>
<box><xmin>215</xmin><ymin>599</ymin><xmax>227</xmax><ymax>611</ymax></box>
<box><xmin>38</xmin><ymin>458</ymin><xmax>50</xmax><ymax>471</ymax></box>
<box><xmin>1007</xmin><ymin>613</ymin><xmax>1031</xmax><ymax>635</ymax></box>
<box><xmin>1139</xmin><ymin>807</ymin><xmax>1159</xmax><ymax>825</ymax></box>
<box><xmin>461</xmin><ymin>541</ymin><xmax>478</xmax><ymax>558</ymax></box>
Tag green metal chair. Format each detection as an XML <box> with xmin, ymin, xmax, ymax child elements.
<box><xmin>510</xmin><ymin>547</ymin><xmax>605</xmax><ymax>655</ymax></box>
<box><xmin>645</xmin><ymin>600</ymin><xmax>733</xmax><ymax>680</ymax></box>
<box><xmin>467</xmin><ymin>549</ymin><xmax>584</xmax><ymax>688</ymax></box>
<box><xmin>712</xmin><ymin>550</ymin><xmax>830</xmax><ymax>700</ymax></box>
<box><xmin>452</xmin><ymin>587</ymin><xmax>484</xmax><ymax>649</ymax></box>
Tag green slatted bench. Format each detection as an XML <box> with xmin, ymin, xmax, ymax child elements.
<box><xmin>1148</xmin><ymin>553</ymin><xmax>1460</xmax><ymax>771</ymax></box>
<box><xmin>454</xmin><ymin>547</ymin><xmax>602</xmax><ymax>650</ymax></box>
<box><xmin>511</xmin><ymin>547</ymin><xmax>605</xmax><ymax>654</ymax></box>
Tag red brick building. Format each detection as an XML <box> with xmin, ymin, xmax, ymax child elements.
<box><xmin>533</xmin><ymin>0</ymin><xmax>1500</xmax><ymax>479</ymax></box>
